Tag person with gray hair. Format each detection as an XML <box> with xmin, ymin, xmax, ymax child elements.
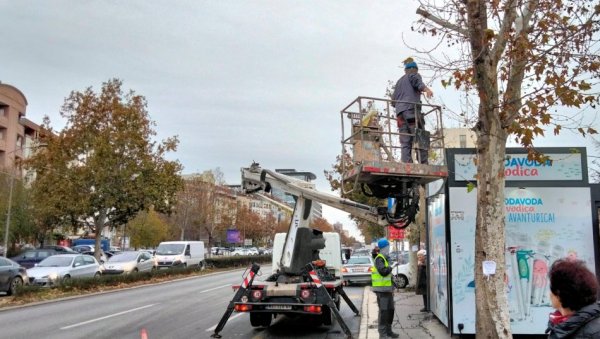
<box><xmin>416</xmin><ymin>249</ymin><xmax>429</xmax><ymax>312</ymax></box>
<box><xmin>392</xmin><ymin>58</ymin><xmax>434</xmax><ymax>164</ymax></box>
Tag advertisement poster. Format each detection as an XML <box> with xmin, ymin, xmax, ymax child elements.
<box><xmin>449</xmin><ymin>186</ymin><xmax>594</xmax><ymax>334</ymax></box>
<box><xmin>453</xmin><ymin>153</ymin><xmax>583</xmax><ymax>182</ymax></box>
<box><xmin>226</xmin><ymin>229</ymin><xmax>241</xmax><ymax>243</ymax></box>
<box><xmin>428</xmin><ymin>194</ymin><xmax>449</xmax><ymax>326</ymax></box>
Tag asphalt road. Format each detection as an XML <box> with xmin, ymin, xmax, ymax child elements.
<box><xmin>0</xmin><ymin>267</ymin><xmax>365</xmax><ymax>339</ymax></box>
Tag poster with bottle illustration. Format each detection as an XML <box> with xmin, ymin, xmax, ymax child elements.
<box><xmin>449</xmin><ymin>186</ymin><xmax>595</xmax><ymax>334</ymax></box>
<box><xmin>427</xmin><ymin>194</ymin><xmax>449</xmax><ymax>326</ymax></box>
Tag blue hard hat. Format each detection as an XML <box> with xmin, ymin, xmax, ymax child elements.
<box><xmin>377</xmin><ymin>238</ymin><xmax>390</xmax><ymax>249</ymax></box>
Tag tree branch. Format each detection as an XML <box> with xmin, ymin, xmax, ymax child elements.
<box><xmin>491</xmin><ymin>0</ymin><xmax>518</xmax><ymax>64</ymax></box>
<box><xmin>416</xmin><ymin>7</ymin><xmax>469</xmax><ymax>37</ymax></box>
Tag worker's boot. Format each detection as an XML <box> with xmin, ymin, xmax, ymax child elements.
<box><xmin>378</xmin><ymin>311</ymin><xmax>389</xmax><ymax>337</ymax></box>
<box><xmin>386</xmin><ymin>309</ymin><xmax>399</xmax><ymax>338</ymax></box>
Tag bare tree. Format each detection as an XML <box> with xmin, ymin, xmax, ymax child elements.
<box><xmin>415</xmin><ymin>1</ymin><xmax>599</xmax><ymax>337</ymax></box>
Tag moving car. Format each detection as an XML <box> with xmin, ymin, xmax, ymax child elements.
<box><xmin>103</xmin><ymin>251</ymin><xmax>155</xmax><ymax>274</ymax></box>
<box><xmin>392</xmin><ymin>263</ymin><xmax>412</xmax><ymax>288</ymax></box>
<box><xmin>27</xmin><ymin>254</ymin><xmax>102</xmax><ymax>287</ymax></box>
<box><xmin>0</xmin><ymin>257</ymin><xmax>28</xmax><ymax>295</ymax></box>
<box><xmin>341</xmin><ymin>256</ymin><xmax>373</xmax><ymax>285</ymax></box>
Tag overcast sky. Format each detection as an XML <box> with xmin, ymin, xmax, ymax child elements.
<box><xmin>2</xmin><ymin>1</ymin><xmax>597</xmax><ymax>241</ymax></box>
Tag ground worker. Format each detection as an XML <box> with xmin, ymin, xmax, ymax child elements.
<box><xmin>372</xmin><ymin>238</ymin><xmax>399</xmax><ymax>338</ymax></box>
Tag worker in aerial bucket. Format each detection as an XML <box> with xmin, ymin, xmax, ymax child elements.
<box><xmin>392</xmin><ymin>57</ymin><xmax>434</xmax><ymax>164</ymax></box>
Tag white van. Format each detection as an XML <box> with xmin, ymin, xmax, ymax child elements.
<box><xmin>155</xmin><ymin>241</ymin><xmax>205</xmax><ymax>269</ymax></box>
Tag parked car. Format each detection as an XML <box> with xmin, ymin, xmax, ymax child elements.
<box><xmin>81</xmin><ymin>251</ymin><xmax>109</xmax><ymax>264</ymax></box>
<box><xmin>230</xmin><ymin>247</ymin><xmax>258</xmax><ymax>256</ymax></box>
<box><xmin>10</xmin><ymin>249</ymin><xmax>62</xmax><ymax>269</ymax></box>
<box><xmin>0</xmin><ymin>257</ymin><xmax>28</xmax><ymax>295</ymax></box>
<box><xmin>341</xmin><ymin>256</ymin><xmax>373</xmax><ymax>285</ymax></box>
<box><xmin>392</xmin><ymin>263</ymin><xmax>412</xmax><ymax>289</ymax></box>
<box><xmin>103</xmin><ymin>251</ymin><xmax>154</xmax><ymax>275</ymax></box>
<box><xmin>72</xmin><ymin>245</ymin><xmax>95</xmax><ymax>253</ymax></box>
<box><xmin>27</xmin><ymin>254</ymin><xmax>102</xmax><ymax>287</ymax></box>
<box><xmin>39</xmin><ymin>245</ymin><xmax>77</xmax><ymax>253</ymax></box>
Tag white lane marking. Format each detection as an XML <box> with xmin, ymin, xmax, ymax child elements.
<box><xmin>200</xmin><ymin>284</ymin><xmax>231</xmax><ymax>293</ymax></box>
<box><xmin>60</xmin><ymin>304</ymin><xmax>157</xmax><ymax>330</ymax></box>
<box><xmin>205</xmin><ymin>312</ymin><xmax>245</xmax><ymax>332</ymax></box>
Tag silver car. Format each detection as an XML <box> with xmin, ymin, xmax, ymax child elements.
<box><xmin>103</xmin><ymin>251</ymin><xmax>154</xmax><ymax>275</ymax></box>
<box><xmin>341</xmin><ymin>256</ymin><xmax>374</xmax><ymax>285</ymax></box>
<box><xmin>27</xmin><ymin>254</ymin><xmax>101</xmax><ymax>287</ymax></box>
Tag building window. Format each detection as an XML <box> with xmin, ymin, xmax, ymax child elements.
<box><xmin>459</xmin><ymin>135</ymin><xmax>467</xmax><ymax>148</ymax></box>
<box><xmin>0</xmin><ymin>128</ymin><xmax>5</xmax><ymax>140</ymax></box>
<box><xmin>0</xmin><ymin>106</ymin><xmax>5</xmax><ymax>117</ymax></box>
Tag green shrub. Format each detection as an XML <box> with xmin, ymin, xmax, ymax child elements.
<box><xmin>17</xmin><ymin>256</ymin><xmax>272</xmax><ymax>297</ymax></box>
<box><xmin>206</xmin><ymin>254</ymin><xmax>271</xmax><ymax>268</ymax></box>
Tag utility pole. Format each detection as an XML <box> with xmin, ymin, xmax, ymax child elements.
<box><xmin>3</xmin><ymin>173</ymin><xmax>14</xmax><ymax>257</ymax></box>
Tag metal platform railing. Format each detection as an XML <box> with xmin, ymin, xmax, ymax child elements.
<box><xmin>340</xmin><ymin>96</ymin><xmax>447</xmax><ymax>196</ymax></box>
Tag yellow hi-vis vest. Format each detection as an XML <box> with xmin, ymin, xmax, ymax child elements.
<box><xmin>371</xmin><ymin>254</ymin><xmax>392</xmax><ymax>287</ymax></box>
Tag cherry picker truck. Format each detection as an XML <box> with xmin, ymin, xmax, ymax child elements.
<box><xmin>211</xmin><ymin>97</ymin><xmax>448</xmax><ymax>339</ymax></box>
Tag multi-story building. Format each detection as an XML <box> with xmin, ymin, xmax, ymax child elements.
<box><xmin>444</xmin><ymin>127</ymin><xmax>477</xmax><ymax>148</ymax></box>
<box><xmin>271</xmin><ymin>169</ymin><xmax>323</xmax><ymax>219</ymax></box>
<box><xmin>0</xmin><ymin>83</ymin><xmax>42</xmax><ymax>177</ymax></box>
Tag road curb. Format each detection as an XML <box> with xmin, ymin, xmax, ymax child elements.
<box><xmin>358</xmin><ymin>287</ymin><xmax>368</xmax><ymax>339</ymax></box>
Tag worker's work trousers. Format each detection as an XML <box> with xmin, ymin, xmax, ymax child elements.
<box><xmin>398</xmin><ymin>111</ymin><xmax>428</xmax><ymax>164</ymax></box>
<box><xmin>374</xmin><ymin>291</ymin><xmax>395</xmax><ymax>336</ymax></box>
<box><xmin>400</xmin><ymin>126</ymin><xmax>429</xmax><ymax>164</ymax></box>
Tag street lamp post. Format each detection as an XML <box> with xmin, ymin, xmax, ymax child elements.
<box><xmin>3</xmin><ymin>174</ymin><xmax>14</xmax><ymax>257</ymax></box>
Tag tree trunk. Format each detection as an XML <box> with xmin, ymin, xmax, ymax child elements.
<box><xmin>466</xmin><ymin>0</ymin><xmax>512</xmax><ymax>336</ymax></box>
<box><xmin>94</xmin><ymin>209</ymin><xmax>107</xmax><ymax>262</ymax></box>
<box><xmin>475</xmin><ymin>123</ymin><xmax>511</xmax><ymax>338</ymax></box>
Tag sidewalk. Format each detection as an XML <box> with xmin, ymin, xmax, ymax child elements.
<box><xmin>359</xmin><ymin>288</ymin><xmax>458</xmax><ymax>339</ymax></box>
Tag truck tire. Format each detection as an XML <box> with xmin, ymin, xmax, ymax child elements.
<box><xmin>250</xmin><ymin>313</ymin><xmax>271</xmax><ymax>327</ymax></box>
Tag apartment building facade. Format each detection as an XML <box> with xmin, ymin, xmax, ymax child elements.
<box><xmin>0</xmin><ymin>83</ymin><xmax>41</xmax><ymax>176</ymax></box>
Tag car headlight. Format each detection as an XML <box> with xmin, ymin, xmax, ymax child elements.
<box><xmin>44</xmin><ymin>273</ymin><xmax>58</xmax><ymax>280</ymax></box>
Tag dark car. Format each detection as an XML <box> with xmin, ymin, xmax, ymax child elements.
<box><xmin>0</xmin><ymin>257</ymin><xmax>28</xmax><ymax>295</ymax></box>
<box><xmin>39</xmin><ymin>245</ymin><xmax>77</xmax><ymax>253</ymax></box>
<box><xmin>10</xmin><ymin>249</ymin><xmax>62</xmax><ymax>269</ymax></box>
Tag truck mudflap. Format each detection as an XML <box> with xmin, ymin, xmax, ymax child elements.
<box><xmin>211</xmin><ymin>263</ymin><xmax>260</xmax><ymax>338</ymax></box>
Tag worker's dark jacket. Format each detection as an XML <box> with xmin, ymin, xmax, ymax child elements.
<box><xmin>546</xmin><ymin>302</ymin><xmax>600</xmax><ymax>338</ymax></box>
<box><xmin>392</xmin><ymin>73</ymin><xmax>427</xmax><ymax>121</ymax></box>
<box><xmin>372</xmin><ymin>253</ymin><xmax>393</xmax><ymax>293</ymax></box>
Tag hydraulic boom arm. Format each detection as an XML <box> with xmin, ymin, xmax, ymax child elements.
<box><xmin>241</xmin><ymin>163</ymin><xmax>388</xmax><ymax>275</ymax></box>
